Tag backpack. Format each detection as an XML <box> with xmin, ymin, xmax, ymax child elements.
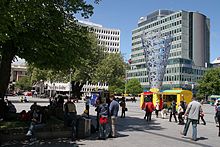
<box><xmin>99</xmin><ymin>103</ymin><xmax>108</xmax><ymax>117</ymax></box>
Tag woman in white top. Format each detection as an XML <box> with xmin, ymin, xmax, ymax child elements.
<box><xmin>178</xmin><ymin>101</ymin><xmax>185</xmax><ymax>125</ymax></box>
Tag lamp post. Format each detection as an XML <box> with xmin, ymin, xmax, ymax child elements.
<box><xmin>40</xmin><ymin>79</ymin><xmax>43</xmax><ymax>97</ymax></box>
<box><xmin>69</xmin><ymin>68</ymin><xmax>73</xmax><ymax>98</ymax></box>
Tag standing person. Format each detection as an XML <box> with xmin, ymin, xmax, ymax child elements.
<box><xmin>98</xmin><ymin>102</ymin><xmax>109</xmax><ymax>139</ymax></box>
<box><xmin>177</xmin><ymin>101</ymin><xmax>184</xmax><ymax>125</ymax></box>
<box><xmin>120</xmin><ymin>97</ymin><xmax>126</xmax><ymax>118</ymax></box>
<box><xmin>216</xmin><ymin>100</ymin><xmax>220</xmax><ymax>136</ymax></box>
<box><xmin>63</xmin><ymin>98</ymin><xmax>77</xmax><ymax>141</ymax></box>
<box><xmin>85</xmin><ymin>96</ymin><xmax>90</xmax><ymax>117</ymax></box>
<box><xmin>155</xmin><ymin>101</ymin><xmax>160</xmax><ymax>118</ymax></box>
<box><xmin>161</xmin><ymin>102</ymin><xmax>168</xmax><ymax>119</ymax></box>
<box><xmin>109</xmin><ymin>95</ymin><xmax>119</xmax><ymax>138</ymax></box>
<box><xmin>95</xmin><ymin>97</ymin><xmax>101</xmax><ymax>131</ymax></box>
<box><xmin>144</xmin><ymin>100</ymin><xmax>154</xmax><ymax>121</ymax></box>
<box><xmin>181</xmin><ymin>98</ymin><xmax>202</xmax><ymax>141</ymax></box>
<box><xmin>169</xmin><ymin>100</ymin><xmax>177</xmax><ymax>122</ymax></box>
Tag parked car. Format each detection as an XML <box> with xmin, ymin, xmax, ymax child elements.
<box><xmin>24</xmin><ymin>91</ymin><xmax>32</xmax><ymax>96</ymax></box>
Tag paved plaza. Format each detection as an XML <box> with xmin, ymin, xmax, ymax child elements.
<box><xmin>2</xmin><ymin>96</ymin><xmax>220</xmax><ymax>147</ymax></box>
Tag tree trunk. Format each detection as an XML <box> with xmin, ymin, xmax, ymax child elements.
<box><xmin>0</xmin><ymin>40</ymin><xmax>17</xmax><ymax>114</ymax></box>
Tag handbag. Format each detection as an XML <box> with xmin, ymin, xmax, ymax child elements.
<box><xmin>99</xmin><ymin>116</ymin><xmax>108</xmax><ymax>124</ymax></box>
<box><xmin>125</xmin><ymin>108</ymin><xmax>128</xmax><ymax>111</ymax></box>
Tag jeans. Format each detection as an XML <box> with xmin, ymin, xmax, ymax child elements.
<box><xmin>144</xmin><ymin>112</ymin><xmax>152</xmax><ymax>121</ymax></box>
<box><xmin>99</xmin><ymin>123</ymin><xmax>107</xmax><ymax>139</ymax></box>
<box><xmin>169</xmin><ymin>111</ymin><xmax>177</xmax><ymax>122</ymax></box>
<box><xmin>110</xmin><ymin>116</ymin><xmax>117</xmax><ymax>137</ymax></box>
<box><xmin>28</xmin><ymin>122</ymin><xmax>45</xmax><ymax>137</ymax></box>
<box><xmin>178</xmin><ymin>112</ymin><xmax>184</xmax><ymax>124</ymax></box>
<box><xmin>121</xmin><ymin>109</ymin><xmax>125</xmax><ymax>118</ymax></box>
<box><xmin>183</xmin><ymin>118</ymin><xmax>198</xmax><ymax>140</ymax></box>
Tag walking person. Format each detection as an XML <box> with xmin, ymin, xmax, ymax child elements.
<box><xmin>120</xmin><ymin>97</ymin><xmax>126</xmax><ymax>118</ymax></box>
<box><xmin>169</xmin><ymin>100</ymin><xmax>177</xmax><ymax>122</ymax></box>
<box><xmin>215</xmin><ymin>99</ymin><xmax>220</xmax><ymax>136</ymax></box>
<box><xmin>177</xmin><ymin>101</ymin><xmax>184</xmax><ymax>125</ymax></box>
<box><xmin>109</xmin><ymin>95</ymin><xmax>119</xmax><ymax>138</ymax></box>
<box><xmin>181</xmin><ymin>98</ymin><xmax>203</xmax><ymax>141</ymax></box>
<box><xmin>198</xmin><ymin>101</ymin><xmax>206</xmax><ymax>125</ymax></box>
<box><xmin>144</xmin><ymin>100</ymin><xmax>154</xmax><ymax>121</ymax></box>
<box><xmin>214</xmin><ymin>99</ymin><xmax>220</xmax><ymax>126</ymax></box>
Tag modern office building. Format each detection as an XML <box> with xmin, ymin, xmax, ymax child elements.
<box><xmin>78</xmin><ymin>20</ymin><xmax>120</xmax><ymax>53</ymax></box>
<box><xmin>211</xmin><ymin>57</ymin><xmax>220</xmax><ymax>68</ymax></box>
<box><xmin>127</xmin><ymin>10</ymin><xmax>210</xmax><ymax>90</ymax></box>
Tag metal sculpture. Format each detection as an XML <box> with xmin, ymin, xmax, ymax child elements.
<box><xmin>141</xmin><ymin>30</ymin><xmax>172</xmax><ymax>90</ymax></box>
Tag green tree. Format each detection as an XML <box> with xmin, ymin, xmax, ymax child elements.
<box><xmin>125</xmin><ymin>78</ymin><xmax>143</xmax><ymax>96</ymax></box>
<box><xmin>71</xmin><ymin>34</ymin><xmax>105</xmax><ymax>82</ymax></box>
<box><xmin>92</xmin><ymin>53</ymin><xmax>126</xmax><ymax>92</ymax></box>
<box><xmin>197</xmin><ymin>68</ymin><xmax>220</xmax><ymax>97</ymax></box>
<box><xmin>0</xmin><ymin>0</ymin><xmax>100</xmax><ymax>99</ymax></box>
<box><xmin>15</xmin><ymin>76</ymin><xmax>32</xmax><ymax>91</ymax></box>
<box><xmin>27</xmin><ymin>33</ymin><xmax>105</xmax><ymax>84</ymax></box>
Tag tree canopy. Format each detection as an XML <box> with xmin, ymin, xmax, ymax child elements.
<box><xmin>15</xmin><ymin>76</ymin><xmax>32</xmax><ymax>91</ymax></box>
<box><xmin>197</xmin><ymin>68</ymin><xmax>220</xmax><ymax>96</ymax></box>
<box><xmin>92</xmin><ymin>53</ymin><xmax>126</xmax><ymax>93</ymax></box>
<box><xmin>0</xmin><ymin>0</ymin><xmax>100</xmax><ymax>98</ymax></box>
<box><xmin>125</xmin><ymin>78</ymin><xmax>143</xmax><ymax>96</ymax></box>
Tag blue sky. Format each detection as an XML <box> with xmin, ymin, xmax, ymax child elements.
<box><xmin>82</xmin><ymin>0</ymin><xmax>220</xmax><ymax>62</ymax></box>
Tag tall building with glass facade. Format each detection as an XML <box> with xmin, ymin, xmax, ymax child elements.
<box><xmin>78</xmin><ymin>20</ymin><xmax>120</xmax><ymax>53</ymax></box>
<box><xmin>127</xmin><ymin>10</ymin><xmax>210</xmax><ymax>90</ymax></box>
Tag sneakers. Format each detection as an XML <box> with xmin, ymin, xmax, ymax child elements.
<box><xmin>26</xmin><ymin>131</ymin><xmax>32</xmax><ymax>136</ymax></box>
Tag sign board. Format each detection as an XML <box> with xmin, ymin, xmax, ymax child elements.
<box><xmin>47</xmin><ymin>83</ymin><xmax>71</xmax><ymax>91</ymax></box>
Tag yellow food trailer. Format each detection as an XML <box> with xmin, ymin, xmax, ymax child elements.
<box><xmin>140</xmin><ymin>88</ymin><xmax>163</xmax><ymax>110</ymax></box>
<box><xmin>162</xmin><ymin>90</ymin><xmax>193</xmax><ymax>108</ymax></box>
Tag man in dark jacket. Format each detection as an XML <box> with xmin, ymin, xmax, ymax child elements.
<box><xmin>169</xmin><ymin>100</ymin><xmax>177</xmax><ymax>122</ymax></box>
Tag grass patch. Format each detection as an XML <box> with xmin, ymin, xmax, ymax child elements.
<box><xmin>0</xmin><ymin>121</ymin><xmax>28</xmax><ymax>129</ymax></box>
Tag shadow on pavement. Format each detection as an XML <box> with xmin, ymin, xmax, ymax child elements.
<box><xmin>117</xmin><ymin>116</ymin><xmax>165</xmax><ymax>132</ymax></box>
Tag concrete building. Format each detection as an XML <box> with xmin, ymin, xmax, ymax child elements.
<box><xmin>78</xmin><ymin>20</ymin><xmax>120</xmax><ymax>53</ymax></box>
<box><xmin>10</xmin><ymin>64</ymin><xmax>27</xmax><ymax>83</ymax></box>
<box><xmin>127</xmin><ymin>10</ymin><xmax>210</xmax><ymax>90</ymax></box>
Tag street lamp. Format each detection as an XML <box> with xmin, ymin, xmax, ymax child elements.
<box><xmin>69</xmin><ymin>68</ymin><xmax>73</xmax><ymax>98</ymax></box>
<box><xmin>40</xmin><ymin>79</ymin><xmax>43</xmax><ymax>96</ymax></box>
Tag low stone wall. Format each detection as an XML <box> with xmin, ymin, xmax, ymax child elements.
<box><xmin>0</xmin><ymin>125</ymin><xmax>72</xmax><ymax>142</ymax></box>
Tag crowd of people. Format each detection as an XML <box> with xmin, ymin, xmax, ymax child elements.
<box><xmin>1</xmin><ymin>94</ymin><xmax>220</xmax><ymax>143</ymax></box>
<box><xmin>141</xmin><ymin>95</ymin><xmax>220</xmax><ymax>141</ymax></box>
